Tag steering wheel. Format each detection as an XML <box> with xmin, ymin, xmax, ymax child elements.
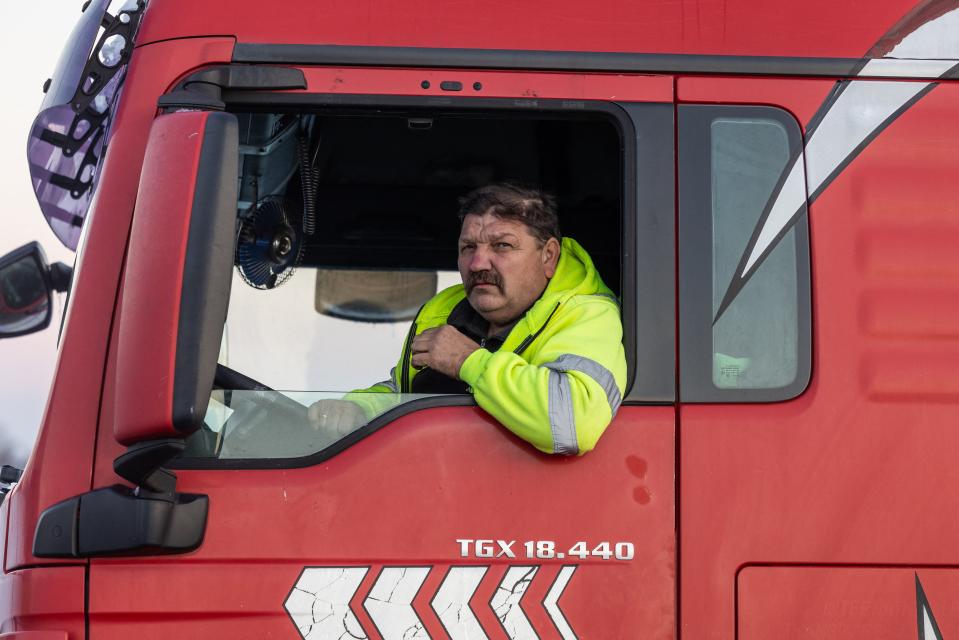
<box><xmin>208</xmin><ymin>364</ymin><xmax>347</xmax><ymax>458</ymax></box>
<box><xmin>212</xmin><ymin>363</ymin><xmax>308</xmax><ymax>421</ymax></box>
<box><xmin>214</xmin><ymin>363</ymin><xmax>273</xmax><ymax>391</ymax></box>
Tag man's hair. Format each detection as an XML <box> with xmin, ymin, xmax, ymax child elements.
<box><xmin>457</xmin><ymin>183</ymin><xmax>561</xmax><ymax>245</ymax></box>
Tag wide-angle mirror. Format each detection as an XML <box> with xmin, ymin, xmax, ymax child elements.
<box><xmin>0</xmin><ymin>242</ymin><xmax>53</xmax><ymax>338</ymax></box>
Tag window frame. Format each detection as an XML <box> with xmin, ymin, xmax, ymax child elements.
<box><xmin>172</xmin><ymin>92</ymin><xmax>672</xmax><ymax>470</ymax></box>
<box><xmin>678</xmin><ymin>103</ymin><xmax>813</xmax><ymax>403</ymax></box>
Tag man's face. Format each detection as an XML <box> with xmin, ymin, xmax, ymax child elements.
<box><xmin>457</xmin><ymin>211</ymin><xmax>560</xmax><ymax>330</ymax></box>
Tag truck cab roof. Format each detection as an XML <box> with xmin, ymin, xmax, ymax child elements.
<box><xmin>136</xmin><ymin>0</ymin><xmax>924</xmax><ymax>60</ymax></box>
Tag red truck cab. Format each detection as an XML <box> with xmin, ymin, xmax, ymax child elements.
<box><xmin>1</xmin><ymin>0</ymin><xmax>958</xmax><ymax>638</ymax></box>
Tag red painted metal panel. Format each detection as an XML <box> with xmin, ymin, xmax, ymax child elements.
<box><xmin>90</xmin><ymin>406</ymin><xmax>675</xmax><ymax>638</ymax></box>
<box><xmin>293</xmin><ymin>67</ymin><xmax>673</xmax><ymax>102</ymax></box>
<box><xmin>677</xmin><ymin>76</ymin><xmax>839</xmax><ymax>131</ymax></box>
<box><xmin>82</xmin><ymin>58</ymin><xmax>677</xmax><ymax>634</ymax></box>
<box><xmin>680</xmin><ymin>83</ymin><xmax>959</xmax><ymax>639</ymax></box>
<box><xmin>739</xmin><ymin>567</ymin><xmax>959</xmax><ymax>639</ymax></box>
<box><xmin>0</xmin><ymin>567</ymin><xmax>84</xmax><ymax>638</ymax></box>
<box><xmin>112</xmin><ymin>110</ymin><xmax>210</xmax><ymax>444</ymax></box>
<box><xmin>4</xmin><ymin>38</ymin><xmax>235</xmax><ymax>571</ymax></box>
<box><xmin>137</xmin><ymin>0</ymin><xmax>917</xmax><ymax>60</ymax></box>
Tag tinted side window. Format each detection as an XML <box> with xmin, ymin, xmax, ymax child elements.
<box><xmin>679</xmin><ymin>105</ymin><xmax>811</xmax><ymax>402</ymax></box>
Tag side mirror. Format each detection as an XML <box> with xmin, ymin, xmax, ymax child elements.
<box><xmin>0</xmin><ymin>241</ymin><xmax>72</xmax><ymax>339</ymax></box>
<box><xmin>113</xmin><ymin>110</ymin><xmax>239</xmax><ymax>446</ymax></box>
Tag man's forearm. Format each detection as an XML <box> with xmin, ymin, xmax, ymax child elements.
<box><xmin>459</xmin><ymin>348</ymin><xmax>618</xmax><ymax>455</ymax></box>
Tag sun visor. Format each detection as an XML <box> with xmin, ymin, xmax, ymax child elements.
<box><xmin>315</xmin><ymin>269</ymin><xmax>438</xmax><ymax>322</ymax></box>
<box><xmin>114</xmin><ymin>110</ymin><xmax>239</xmax><ymax>445</ymax></box>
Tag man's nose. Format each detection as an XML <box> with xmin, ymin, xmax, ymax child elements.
<box><xmin>468</xmin><ymin>245</ymin><xmax>493</xmax><ymax>271</ymax></box>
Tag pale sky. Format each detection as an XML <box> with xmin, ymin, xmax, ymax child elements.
<box><xmin>0</xmin><ymin>1</ymin><xmax>97</xmax><ymax>460</ymax></box>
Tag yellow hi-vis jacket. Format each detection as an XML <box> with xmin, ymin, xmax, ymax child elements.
<box><xmin>365</xmin><ymin>237</ymin><xmax>626</xmax><ymax>455</ymax></box>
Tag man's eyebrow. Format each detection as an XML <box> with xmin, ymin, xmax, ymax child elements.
<box><xmin>487</xmin><ymin>232</ymin><xmax>520</xmax><ymax>243</ymax></box>
<box><xmin>458</xmin><ymin>231</ymin><xmax>521</xmax><ymax>245</ymax></box>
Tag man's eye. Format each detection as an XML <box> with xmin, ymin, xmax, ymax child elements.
<box><xmin>494</xmin><ymin>242</ymin><xmax>512</xmax><ymax>250</ymax></box>
<box><xmin>460</xmin><ymin>244</ymin><xmax>475</xmax><ymax>253</ymax></box>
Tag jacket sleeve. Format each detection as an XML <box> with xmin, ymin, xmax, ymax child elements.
<box><xmin>342</xmin><ymin>307</ymin><xmax>421</xmax><ymax>418</ymax></box>
<box><xmin>342</xmin><ymin>367</ymin><xmax>404</xmax><ymax>419</ymax></box>
<box><xmin>458</xmin><ymin>295</ymin><xmax>627</xmax><ymax>455</ymax></box>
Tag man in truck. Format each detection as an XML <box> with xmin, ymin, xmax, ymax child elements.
<box><xmin>309</xmin><ymin>183</ymin><xmax>627</xmax><ymax>455</ymax></box>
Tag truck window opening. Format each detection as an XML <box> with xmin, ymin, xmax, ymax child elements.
<box><xmin>182</xmin><ymin>105</ymin><xmax>627</xmax><ymax>461</ymax></box>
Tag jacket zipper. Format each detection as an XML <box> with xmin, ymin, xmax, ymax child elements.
<box><xmin>513</xmin><ymin>302</ymin><xmax>561</xmax><ymax>356</ymax></box>
<box><xmin>400</xmin><ymin>320</ymin><xmax>418</xmax><ymax>393</ymax></box>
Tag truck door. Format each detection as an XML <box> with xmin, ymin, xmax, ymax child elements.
<box><xmin>677</xmin><ymin>75</ymin><xmax>959</xmax><ymax>638</ymax></box>
<box><xmin>87</xmin><ymin>69</ymin><xmax>678</xmax><ymax>639</ymax></box>
<box><xmin>675</xmin><ymin>79</ymin><xmax>821</xmax><ymax>637</ymax></box>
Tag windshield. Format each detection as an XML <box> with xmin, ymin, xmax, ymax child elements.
<box><xmin>26</xmin><ymin>0</ymin><xmax>146</xmax><ymax>250</ymax></box>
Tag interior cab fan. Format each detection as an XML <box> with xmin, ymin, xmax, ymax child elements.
<box><xmin>235</xmin><ymin>196</ymin><xmax>303</xmax><ymax>289</ymax></box>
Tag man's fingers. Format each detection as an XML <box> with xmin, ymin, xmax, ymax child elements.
<box><xmin>411</xmin><ymin>328</ymin><xmax>438</xmax><ymax>365</ymax></box>
<box><xmin>310</xmin><ymin>401</ymin><xmax>340</xmax><ymax>428</ymax></box>
<box><xmin>411</xmin><ymin>325</ymin><xmax>480</xmax><ymax>378</ymax></box>
<box><xmin>308</xmin><ymin>399</ymin><xmax>362</xmax><ymax>431</ymax></box>
<box><xmin>411</xmin><ymin>352</ymin><xmax>429</xmax><ymax>369</ymax></box>
<box><xmin>411</xmin><ymin>327</ymin><xmax>437</xmax><ymax>353</ymax></box>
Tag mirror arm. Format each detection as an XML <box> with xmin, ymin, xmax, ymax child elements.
<box><xmin>32</xmin><ymin>440</ymin><xmax>209</xmax><ymax>558</ymax></box>
<box><xmin>113</xmin><ymin>439</ymin><xmax>184</xmax><ymax>493</ymax></box>
<box><xmin>48</xmin><ymin>262</ymin><xmax>73</xmax><ymax>293</ymax></box>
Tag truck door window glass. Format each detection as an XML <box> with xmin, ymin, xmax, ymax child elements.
<box><xmin>180</xmin><ymin>105</ymin><xmax>631</xmax><ymax>462</ymax></box>
<box><xmin>679</xmin><ymin>105</ymin><xmax>812</xmax><ymax>402</ymax></box>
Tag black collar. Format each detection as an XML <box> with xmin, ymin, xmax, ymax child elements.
<box><xmin>409</xmin><ymin>298</ymin><xmax>525</xmax><ymax>394</ymax></box>
<box><xmin>447</xmin><ymin>298</ymin><xmax>521</xmax><ymax>351</ymax></box>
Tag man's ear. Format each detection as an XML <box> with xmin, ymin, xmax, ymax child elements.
<box><xmin>543</xmin><ymin>237</ymin><xmax>561</xmax><ymax>278</ymax></box>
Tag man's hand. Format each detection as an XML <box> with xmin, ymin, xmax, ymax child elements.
<box><xmin>307</xmin><ymin>399</ymin><xmax>367</xmax><ymax>437</ymax></box>
<box><xmin>411</xmin><ymin>325</ymin><xmax>481</xmax><ymax>379</ymax></box>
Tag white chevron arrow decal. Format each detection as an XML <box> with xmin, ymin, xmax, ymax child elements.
<box><xmin>284</xmin><ymin>567</ymin><xmax>370</xmax><ymax>640</ymax></box>
<box><xmin>285</xmin><ymin>564</ymin><xmax>581</xmax><ymax>639</ymax></box>
<box><xmin>544</xmin><ymin>566</ymin><xmax>578</xmax><ymax>640</ymax></box>
<box><xmin>363</xmin><ymin>566</ymin><xmax>432</xmax><ymax>640</ymax></box>
<box><xmin>431</xmin><ymin>566</ymin><xmax>489</xmax><ymax>640</ymax></box>
<box><xmin>490</xmin><ymin>566</ymin><xmax>540</xmax><ymax>640</ymax></box>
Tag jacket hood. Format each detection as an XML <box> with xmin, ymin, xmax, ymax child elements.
<box><xmin>520</xmin><ymin>236</ymin><xmax>614</xmax><ymax>333</ymax></box>
<box><xmin>544</xmin><ymin>237</ymin><xmax>612</xmax><ymax>301</ymax></box>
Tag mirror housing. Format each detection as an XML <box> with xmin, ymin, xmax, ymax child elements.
<box><xmin>114</xmin><ymin>110</ymin><xmax>239</xmax><ymax>445</ymax></box>
<box><xmin>0</xmin><ymin>241</ymin><xmax>70</xmax><ymax>339</ymax></box>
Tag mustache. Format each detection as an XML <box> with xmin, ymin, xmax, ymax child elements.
<box><xmin>465</xmin><ymin>270</ymin><xmax>503</xmax><ymax>294</ymax></box>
